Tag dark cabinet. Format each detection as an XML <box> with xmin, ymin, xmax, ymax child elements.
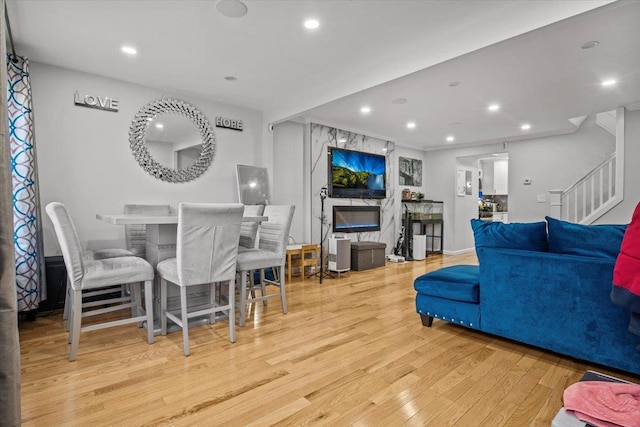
<box><xmin>40</xmin><ymin>256</ymin><xmax>67</xmax><ymax>312</ymax></box>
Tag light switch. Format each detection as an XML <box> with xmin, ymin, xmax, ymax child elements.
<box><xmin>537</xmin><ymin>194</ymin><xmax>547</xmax><ymax>203</ymax></box>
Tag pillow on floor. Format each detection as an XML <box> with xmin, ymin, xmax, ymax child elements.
<box><xmin>546</xmin><ymin>216</ymin><xmax>627</xmax><ymax>261</ymax></box>
<box><xmin>471</xmin><ymin>218</ymin><xmax>548</xmax><ymax>252</ymax></box>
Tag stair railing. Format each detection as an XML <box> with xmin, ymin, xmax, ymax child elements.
<box><xmin>549</xmin><ymin>107</ymin><xmax>625</xmax><ymax>224</ymax></box>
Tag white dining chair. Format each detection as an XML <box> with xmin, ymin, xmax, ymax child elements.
<box><xmin>62</xmin><ymin>213</ymin><xmax>142</xmax><ymax>326</ymax></box>
<box><xmin>124</xmin><ymin>203</ymin><xmax>172</xmax><ymax>258</ymax></box>
<box><xmin>59</xmin><ymin>203</ymin><xmax>168</xmax><ymax>325</ymax></box>
<box><xmin>157</xmin><ymin>203</ymin><xmax>244</xmax><ymax>356</ymax></box>
<box><xmin>238</xmin><ymin>204</ymin><xmax>265</xmax><ymax>252</ymax></box>
<box><xmin>61</xmin><ymin>247</ymin><xmax>134</xmax><ymax>325</ymax></box>
<box><xmin>235</xmin><ymin>205</ymin><xmax>295</xmax><ymax>326</ymax></box>
<box><xmin>46</xmin><ymin>202</ymin><xmax>155</xmax><ymax>361</ymax></box>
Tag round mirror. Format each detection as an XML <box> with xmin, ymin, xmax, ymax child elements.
<box><xmin>129</xmin><ymin>99</ymin><xmax>215</xmax><ymax>183</ymax></box>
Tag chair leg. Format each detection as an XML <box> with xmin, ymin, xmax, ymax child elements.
<box><xmin>180</xmin><ymin>286</ymin><xmax>190</xmax><ymax>356</ymax></box>
<box><xmin>228</xmin><ymin>279</ymin><xmax>236</xmax><ymax>343</ymax></box>
<box><xmin>160</xmin><ymin>278</ymin><xmax>168</xmax><ymax>335</ymax></box>
<box><xmin>239</xmin><ymin>270</ymin><xmax>247</xmax><ymax>327</ymax></box>
<box><xmin>260</xmin><ymin>269</ymin><xmax>267</xmax><ymax>306</ymax></box>
<box><xmin>133</xmin><ymin>282</ymin><xmax>143</xmax><ymax>327</ymax></box>
<box><xmin>209</xmin><ymin>282</ymin><xmax>216</xmax><ymax>324</ymax></box>
<box><xmin>69</xmin><ymin>289</ymin><xmax>82</xmax><ymax>362</ymax></box>
<box><xmin>278</xmin><ymin>265</ymin><xmax>287</xmax><ymax>314</ymax></box>
<box><xmin>249</xmin><ymin>270</ymin><xmax>256</xmax><ymax>299</ymax></box>
<box><xmin>63</xmin><ymin>278</ymin><xmax>71</xmax><ymax>331</ymax></box>
<box><xmin>67</xmin><ymin>285</ymin><xmax>75</xmax><ymax>344</ymax></box>
<box><xmin>144</xmin><ymin>280</ymin><xmax>154</xmax><ymax>344</ymax></box>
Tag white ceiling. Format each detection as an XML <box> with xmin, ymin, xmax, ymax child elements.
<box><xmin>6</xmin><ymin>0</ymin><xmax>640</xmax><ymax>150</ymax></box>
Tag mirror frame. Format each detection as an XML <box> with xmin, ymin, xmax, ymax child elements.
<box><xmin>129</xmin><ymin>98</ymin><xmax>215</xmax><ymax>183</ymax></box>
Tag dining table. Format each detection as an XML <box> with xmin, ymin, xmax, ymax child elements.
<box><xmin>96</xmin><ymin>212</ymin><xmax>267</xmax><ymax>334</ymax></box>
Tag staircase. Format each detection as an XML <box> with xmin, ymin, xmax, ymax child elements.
<box><xmin>549</xmin><ymin>108</ymin><xmax>624</xmax><ymax>224</ymax></box>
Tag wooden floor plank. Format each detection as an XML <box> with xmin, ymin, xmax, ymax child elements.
<box><xmin>19</xmin><ymin>252</ymin><xmax>640</xmax><ymax>425</ymax></box>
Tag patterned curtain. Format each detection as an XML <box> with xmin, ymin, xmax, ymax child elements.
<box><xmin>7</xmin><ymin>53</ymin><xmax>45</xmax><ymax>312</ymax></box>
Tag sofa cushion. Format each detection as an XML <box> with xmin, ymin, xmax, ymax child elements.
<box><xmin>546</xmin><ymin>216</ymin><xmax>627</xmax><ymax>261</ymax></box>
<box><xmin>471</xmin><ymin>218</ymin><xmax>548</xmax><ymax>252</ymax></box>
<box><xmin>414</xmin><ymin>265</ymin><xmax>480</xmax><ymax>303</ymax></box>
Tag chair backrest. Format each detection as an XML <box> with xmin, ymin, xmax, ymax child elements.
<box><xmin>239</xmin><ymin>204</ymin><xmax>265</xmax><ymax>249</ymax></box>
<box><xmin>258</xmin><ymin>205</ymin><xmax>296</xmax><ymax>263</ymax></box>
<box><xmin>176</xmin><ymin>203</ymin><xmax>244</xmax><ymax>286</ymax></box>
<box><xmin>45</xmin><ymin>202</ymin><xmax>85</xmax><ymax>289</ymax></box>
<box><xmin>124</xmin><ymin>204</ymin><xmax>171</xmax><ymax>256</ymax></box>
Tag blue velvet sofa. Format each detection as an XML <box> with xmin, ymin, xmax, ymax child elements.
<box><xmin>414</xmin><ymin>216</ymin><xmax>640</xmax><ymax>375</ymax></box>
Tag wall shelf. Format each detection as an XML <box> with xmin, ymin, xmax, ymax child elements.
<box><xmin>398</xmin><ymin>200</ymin><xmax>443</xmax><ymax>259</ymax></box>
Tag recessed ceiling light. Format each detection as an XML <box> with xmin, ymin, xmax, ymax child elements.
<box><xmin>581</xmin><ymin>40</ymin><xmax>599</xmax><ymax>49</ymax></box>
<box><xmin>216</xmin><ymin>0</ymin><xmax>248</xmax><ymax>18</ymax></box>
<box><xmin>304</xmin><ymin>19</ymin><xmax>320</xmax><ymax>29</ymax></box>
<box><xmin>382</xmin><ymin>147</ymin><xmax>388</xmax><ymax>152</ymax></box>
<box><xmin>521</xmin><ymin>124</ymin><xmax>531</xmax><ymax>130</ymax></box>
<box><xmin>155</xmin><ymin>123</ymin><xmax>164</xmax><ymax>129</ymax></box>
<box><xmin>338</xmin><ymin>137</ymin><xmax>347</xmax><ymax>143</ymax></box>
<box><xmin>224</xmin><ymin>76</ymin><xmax>238</xmax><ymax>81</ymax></box>
<box><xmin>488</xmin><ymin>104</ymin><xmax>500</xmax><ymax>112</ymax></box>
<box><xmin>406</xmin><ymin>122</ymin><xmax>416</xmax><ymax>129</ymax></box>
<box><xmin>448</xmin><ymin>81</ymin><xmax>461</xmax><ymax>87</ymax></box>
<box><xmin>446</xmin><ymin>136</ymin><xmax>455</xmax><ymax>142</ymax></box>
<box><xmin>360</xmin><ymin>106</ymin><xmax>371</xmax><ymax>114</ymax></box>
<box><xmin>121</xmin><ymin>46</ymin><xmax>137</xmax><ymax>55</ymax></box>
<box><xmin>391</xmin><ymin>97</ymin><xmax>407</xmax><ymax>105</ymax></box>
<box><xmin>601</xmin><ymin>79</ymin><xmax>617</xmax><ymax>87</ymax></box>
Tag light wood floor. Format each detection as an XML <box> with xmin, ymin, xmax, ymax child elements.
<box><xmin>19</xmin><ymin>253</ymin><xmax>640</xmax><ymax>426</ymax></box>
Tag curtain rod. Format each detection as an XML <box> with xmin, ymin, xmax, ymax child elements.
<box><xmin>4</xmin><ymin>2</ymin><xmax>18</xmax><ymax>63</ymax></box>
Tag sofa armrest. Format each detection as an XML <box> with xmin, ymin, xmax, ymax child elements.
<box><xmin>478</xmin><ymin>247</ymin><xmax>639</xmax><ymax>371</ymax></box>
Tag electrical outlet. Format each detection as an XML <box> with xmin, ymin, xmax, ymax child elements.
<box><xmin>537</xmin><ymin>194</ymin><xmax>547</xmax><ymax>203</ymax></box>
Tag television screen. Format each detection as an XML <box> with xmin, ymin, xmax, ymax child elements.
<box><xmin>333</xmin><ymin>205</ymin><xmax>381</xmax><ymax>233</ymax></box>
<box><xmin>328</xmin><ymin>147</ymin><xmax>386</xmax><ymax>199</ymax></box>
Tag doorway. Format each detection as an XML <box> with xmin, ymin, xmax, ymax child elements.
<box><xmin>454</xmin><ymin>153</ymin><xmax>509</xmax><ymax>251</ymax></box>
<box><xmin>478</xmin><ymin>153</ymin><xmax>509</xmax><ymax>224</ymax></box>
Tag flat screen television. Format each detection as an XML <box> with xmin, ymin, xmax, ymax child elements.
<box><xmin>328</xmin><ymin>147</ymin><xmax>386</xmax><ymax>199</ymax></box>
<box><xmin>333</xmin><ymin>205</ymin><xmax>381</xmax><ymax>233</ymax></box>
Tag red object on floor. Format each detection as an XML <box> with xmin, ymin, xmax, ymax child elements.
<box><xmin>563</xmin><ymin>381</ymin><xmax>640</xmax><ymax>427</ymax></box>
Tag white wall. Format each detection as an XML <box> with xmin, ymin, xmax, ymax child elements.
<box><xmin>454</xmin><ymin>157</ymin><xmax>480</xmax><ymax>253</ymax></box>
<box><xmin>508</xmin><ymin>116</ymin><xmax>615</xmax><ymax>223</ymax></box>
<box><xmin>269</xmin><ymin>110</ymin><xmax>640</xmax><ymax>257</ymax></box>
<box><xmin>423</xmin><ymin>114</ymin><xmax>622</xmax><ymax>253</ymax></box>
<box><xmin>598</xmin><ymin>108</ymin><xmax>640</xmax><ymax>224</ymax></box>
<box><xmin>423</xmin><ymin>143</ymin><xmax>504</xmax><ymax>253</ymax></box>
<box><xmin>271</xmin><ymin>110</ymin><xmax>640</xmax><ymax>256</ymax></box>
<box><xmin>273</xmin><ymin>121</ymin><xmax>305</xmax><ymax>243</ymax></box>
<box><xmin>32</xmin><ymin>62</ymin><xmax>263</xmax><ymax>255</ymax></box>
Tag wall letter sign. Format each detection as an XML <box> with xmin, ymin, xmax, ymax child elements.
<box><xmin>215</xmin><ymin>116</ymin><xmax>243</xmax><ymax>131</ymax></box>
<box><xmin>74</xmin><ymin>91</ymin><xmax>119</xmax><ymax>112</ymax></box>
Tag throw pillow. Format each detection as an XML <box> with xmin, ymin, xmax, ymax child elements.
<box><xmin>470</xmin><ymin>218</ymin><xmax>548</xmax><ymax>252</ymax></box>
<box><xmin>546</xmin><ymin>216</ymin><xmax>627</xmax><ymax>261</ymax></box>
